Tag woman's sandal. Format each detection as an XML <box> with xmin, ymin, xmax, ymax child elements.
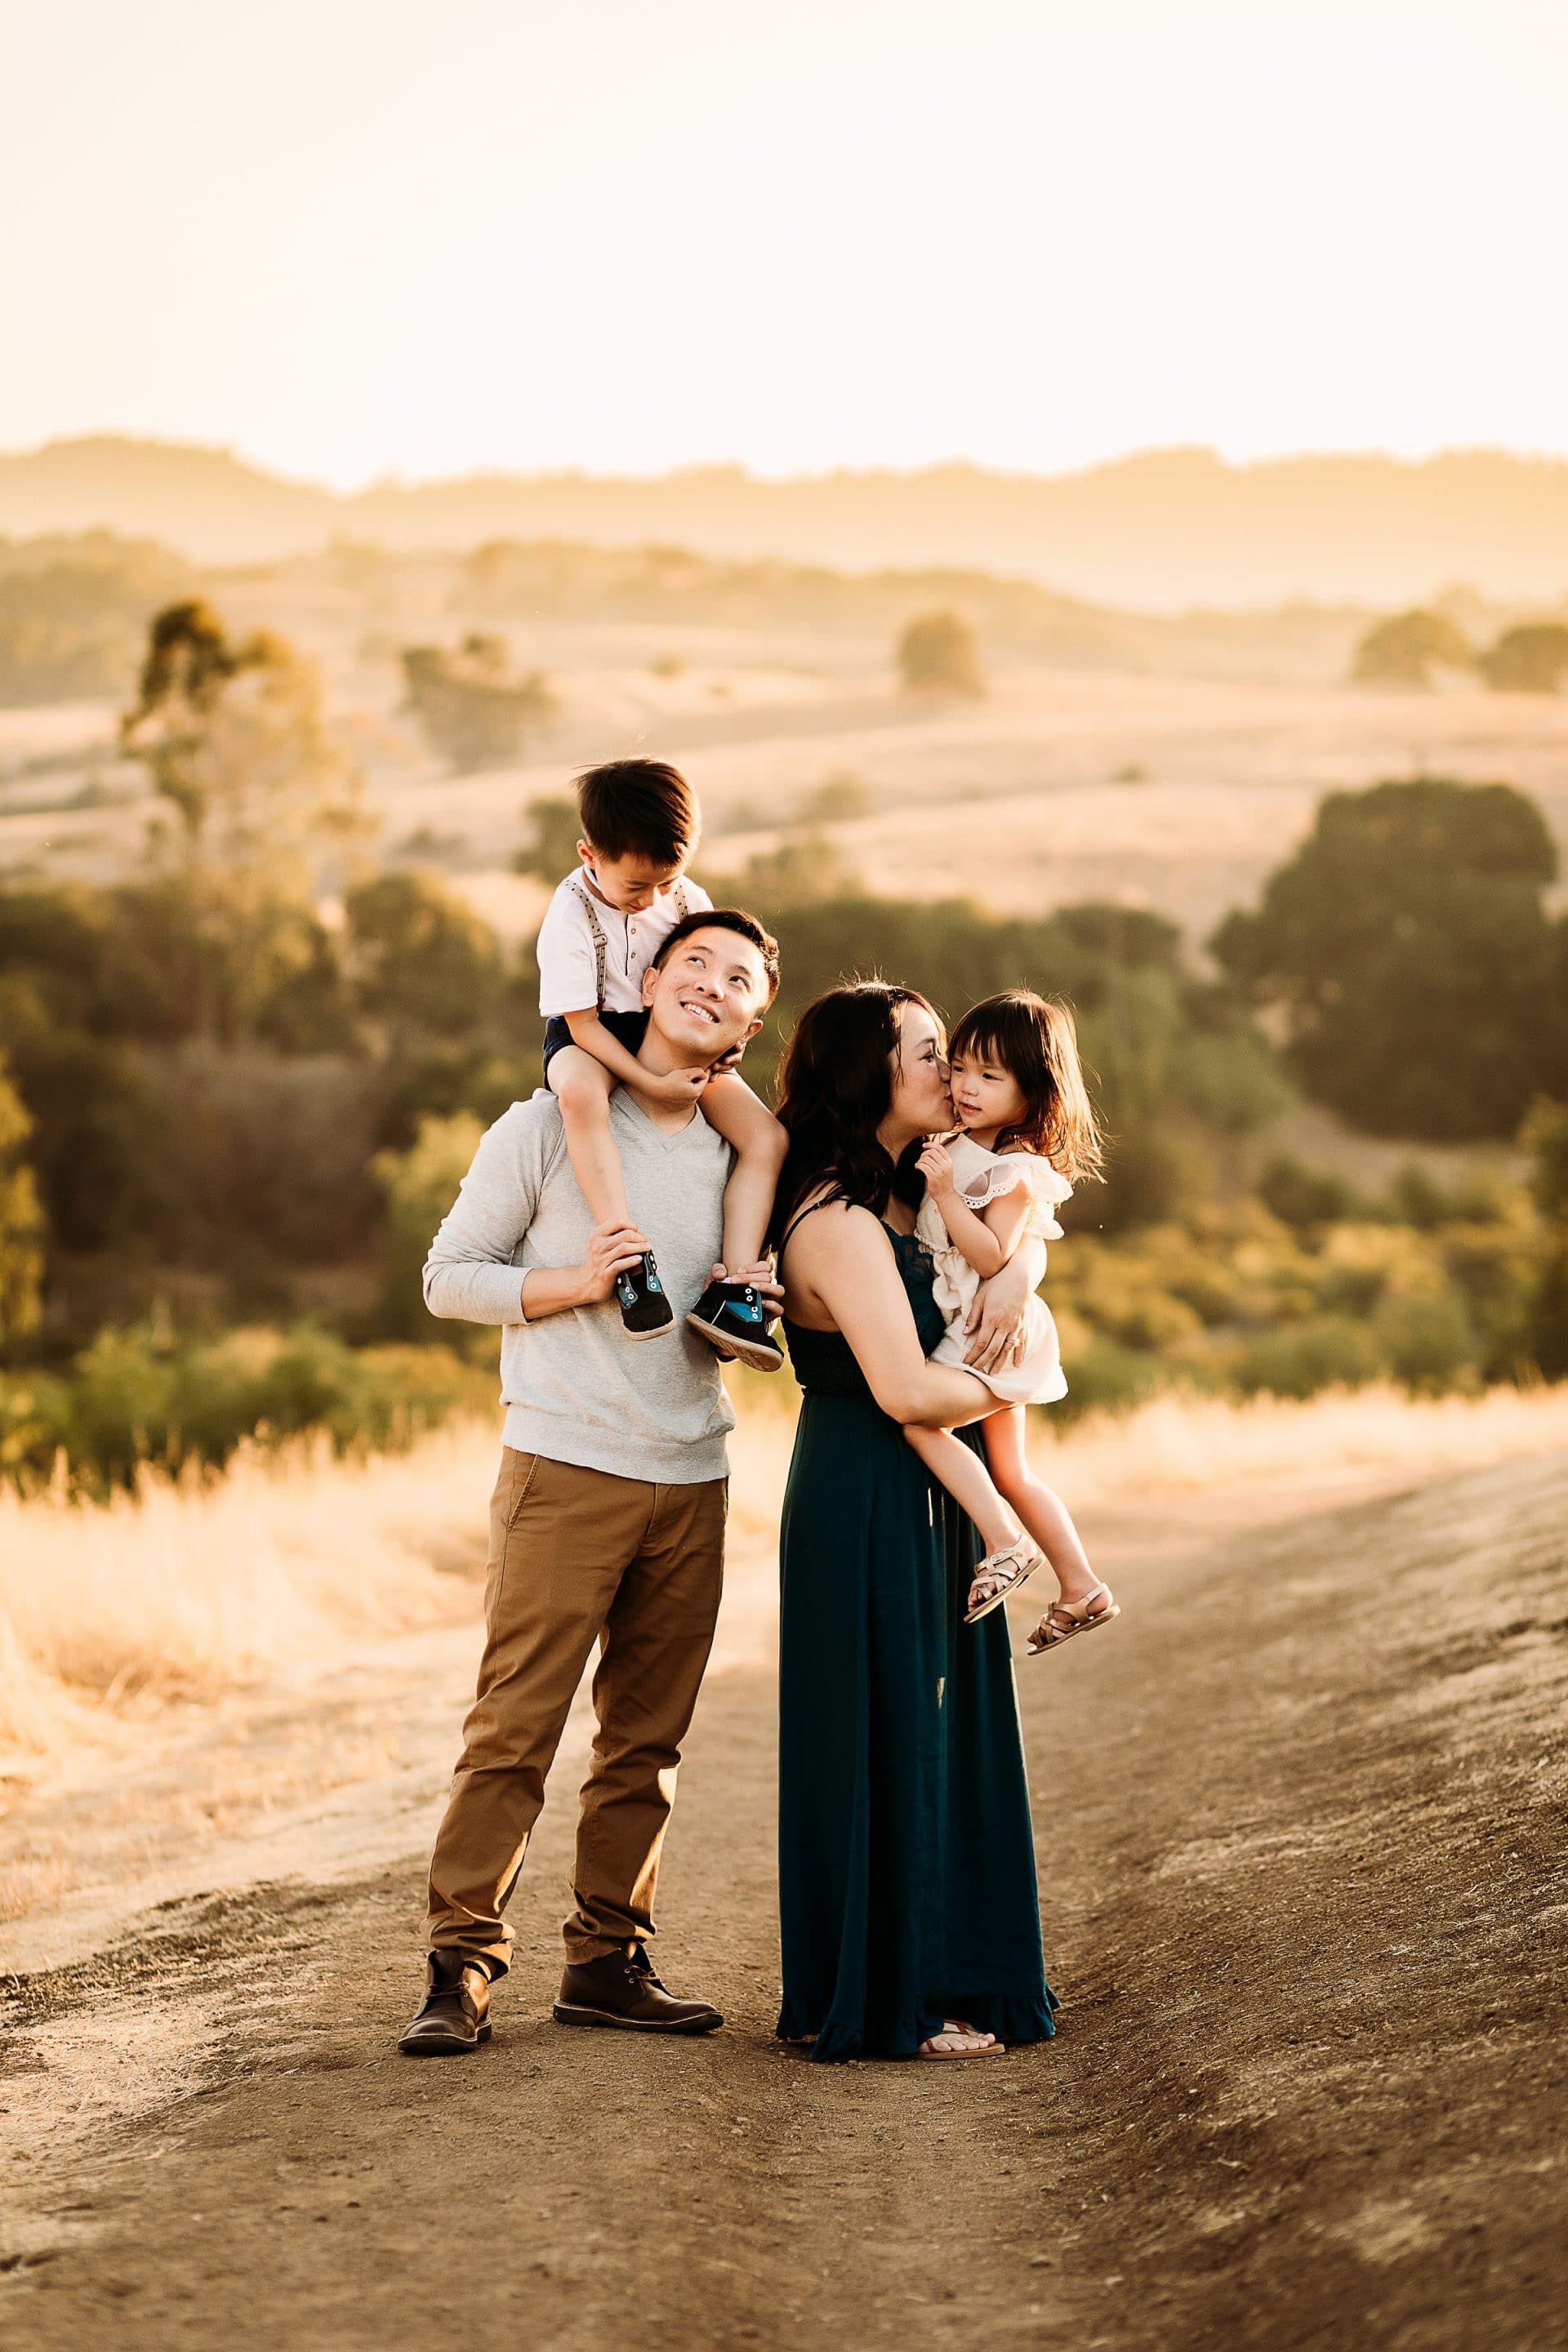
<box><xmin>964</xmin><ymin>1536</ymin><xmax>1046</xmax><ymax>1626</ymax></box>
<box><xmin>1027</xmin><ymin>1581</ymin><xmax>1120</xmax><ymax>1656</ymax></box>
<box><xmin>918</xmin><ymin>2019</ymin><xmax>1007</xmax><ymax>2061</ymax></box>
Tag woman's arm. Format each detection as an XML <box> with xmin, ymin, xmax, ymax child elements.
<box><xmin>915</xmin><ymin>1143</ymin><xmax>1030</xmax><ymax>1280</ymax></box>
<box><xmin>787</xmin><ymin>1205</ymin><xmax>996</xmax><ymax>1428</ymax></box>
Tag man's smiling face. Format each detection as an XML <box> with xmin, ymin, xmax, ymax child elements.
<box><xmin>642</xmin><ymin>925</ymin><xmax>770</xmax><ymax>1066</ymax></box>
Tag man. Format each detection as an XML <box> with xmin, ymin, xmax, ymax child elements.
<box><xmin>399</xmin><ymin>907</ymin><xmax>782</xmax><ymax>2056</ymax></box>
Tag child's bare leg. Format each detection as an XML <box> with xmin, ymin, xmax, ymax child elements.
<box><xmin>982</xmin><ymin>1406</ymin><xmax>1100</xmax><ymax>1608</ymax></box>
<box><xmin>701</xmin><ymin>1071</ymin><xmax>788</xmax><ymax>1273</ymax></box>
<box><xmin>547</xmin><ymin>1045</ymin><xmax>630</xmax><ymax>1227</ymax></box>
<box><xmin>904</xmin><ymin>1423</ymin><xmax>1025</xmax><ymax>1557</ymax></box>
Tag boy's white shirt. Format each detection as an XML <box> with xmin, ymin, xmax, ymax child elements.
<box><xmin>536</xmin><ymin>867</ymin><xmax>714</xmax><ymax>1018</ymax></box>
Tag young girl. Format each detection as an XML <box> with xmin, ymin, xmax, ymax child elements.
<box><xmin>905</xmin><ymin>990</ymin><xmax>1120</xmax><ymax>1655</ymax></box>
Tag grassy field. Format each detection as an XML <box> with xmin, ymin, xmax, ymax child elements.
<box><xmin>5</xmin><ymin>1380</ymin><xmax>1566</xmax><ymax>1782</ymax></box>
<box><xmin>6</xmin><ymin>603</ymin><xmax>1568</xmax><ymax>940</ymax></box>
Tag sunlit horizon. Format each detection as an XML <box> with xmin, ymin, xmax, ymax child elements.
<box><xmin>9</xmin><ymin>427</ymin><xmax>1568</xmax><ymax>502</ymax></box>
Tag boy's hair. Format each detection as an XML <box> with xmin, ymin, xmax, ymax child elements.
<box><xmin>577</xmin><ymin>758</ymin><xmax>698</xmax><ymax>866</ymax></box>
<box><xmin>949</xmin><ymin>990</ymin><xmax>1104</xmax><ymax>1181</ymax></box>
<box><xmin>651</xmin><ymin>907</ymin><xmax>782</xmax><ymax>1004</ymax></box>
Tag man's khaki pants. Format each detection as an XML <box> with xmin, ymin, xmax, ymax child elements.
<box><xmin>425</xmin><ymin>1449</ymin><xmax>726</xmax><ymax>1976</ymax></box>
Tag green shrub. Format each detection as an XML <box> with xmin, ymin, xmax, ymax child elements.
<box><xmin>371</xmin><ymin>1111</ymin><xmax>485</xmax><ymax>1339</ymax></box>
<box><xmin>895</xmin><ymin>609</ymin><xmax>984</xmax><ymax>696</ymax></box>
<box><xmin>1054</xmin><ymin>1336</ymin><xmax>1166</xmax><ymax>1420</ymax></box>
<box><xmin>1259</xmin><ymin>1155</ymin><xmax>1359</xmax><ymax>1228</ymax></box>
<box><xmin>1371</xmin><ymin>1290</ymin><xmax>1477</xmax><ymax>1393</ymax></box>
<box><xmin>1233</xmin><ymin>1316</ymin><xmax>1381</xmax><ymax>1400</ymax></box>
<box><xmin>0</xmin><ymin>1322</ymin><xmax>491</xmax><ymax>1496</ymax></box>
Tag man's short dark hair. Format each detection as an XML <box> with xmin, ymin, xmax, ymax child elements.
<box><xmin>651</xmin><ymin>908</ymin><xmax>782</xmax><ymax>1003</ymax></box>
<box><xmin>577</xmin><ymin>758</ymin><xmax>697</xmax><ymax>866</ymax></box>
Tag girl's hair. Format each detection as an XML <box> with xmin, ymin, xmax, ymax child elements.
<box><xmin>948</xmin><ymin>990</ymin><xmax>1103</xmax><ymax>1181</ymax></box>
<box><xmin>770</xmin><ymin>982</ymin><xmax>942</xmax><ymax>1243</ymax></box>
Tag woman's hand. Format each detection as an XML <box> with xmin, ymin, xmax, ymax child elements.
<box><xmin>964</xmin><ymin>1244</ymin><xmax>1042</xmax><ymax>1373</ymax></box>
<box><xmin>916</xmin><ymin>1139</ymin><xmax>957</xmax><ymax>1200</ymax></box>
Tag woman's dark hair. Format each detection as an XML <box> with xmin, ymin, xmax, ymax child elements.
<box><xmin>577</xmin><ymin>757</ymin><xmax>697</xmax><ymax>865</ymax></box>
<box><xmin>948</xmin><ymin>990</ymin><xmax>1103</xmax><ymax>1180</ymax></box>
<box><xmin>770</xmin><ymin>982</ymin><xmax>942</xmax><ymax>1244</ymax></box>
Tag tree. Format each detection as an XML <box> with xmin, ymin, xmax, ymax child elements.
<box><xmin>344</xmin><ymin>869</ymin><xmax>505</xmax><ymax>1045</ymax></box>
<box><xmin>120</xmin><ymin>602</ymin><xmax>368</xmax><ymax>1041</ymax></box>
<box><xmin>402</xmin><ymin>635</ymin><xmax>555</xmax><ymax>771</ymax></box>
<box><xmin>513</xmin><ymin>794</ymin><xmax>582</xmax><ymax>882</ymax></box>
<box><xmin>1478</xmin><ymin>622</ymin><xmax>1568</xmax><ymax>694</ymax></box>
<box><xmin>798</xmin><ymin>773</ymin><xmax>873</xmax><ymax>825</ymax></box>
<box><xmin>371</xmin><ymin>1111</ymin><xmax>484</xmax><ymax>1339</ymax></box>
<box><xmin>1351</xmin><ymin>609</ymin><xmax>1472</xmax><ymax>688</ymax></box>
<box><xmin>0</xmin><ymin>1056</ymin><xmax>44</xmax><ymax>1344</ymax></box>
<box><xmin>895</xmin><ymin>609</ymin><xmax>985</xmax><ymax>696</ymax></box>
<box><xmin>1211</xmin><ymin>778</ymin><xmax>1562</xmax><ymax>1140</ymax></box>
<box><xmin>737</xmin><ymin>831</ymin><xmax>862</xmax><ymax>911</ymax></box>
<box><xmin>123</xmin><ymin>601</ymin><xmax>363</xmax><ymax>874</ymax></box>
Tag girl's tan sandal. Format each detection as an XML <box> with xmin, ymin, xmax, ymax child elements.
<box><xmin>1027</xmin><ymin>1582</ymin><xmax>1120</xmax><ymax>1656</ymax></box>
<box><xmin>964</xmin><ymin>1536</ymin><xmax>1045</xmax><ymax>1625</ymax></box>
<box><xmin>918</xmin><ymin>2020</ymin><xmax>1008</xmax><ymax>2060</ymax></box>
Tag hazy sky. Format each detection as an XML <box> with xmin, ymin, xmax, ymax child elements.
<box><xmin>3</xmin><ymin>0</ymin><xmax>1563</xmax><ymax>488</ymax></box>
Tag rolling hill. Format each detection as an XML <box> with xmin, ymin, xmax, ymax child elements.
<box><xmin>3</xmin><ymin>437</ymin><xmax>1567</xmax><ymax>608</ymax></box>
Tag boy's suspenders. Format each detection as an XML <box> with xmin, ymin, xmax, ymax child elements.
<box><xmin>569</xmin><ymin>876</ymin><xmax>691</xmax><ymax>1013</ymax></box>
<box><xmin>569</xmin><ymin>877</ymin><xmax>609</xmax><ymax>1010</ymax></box>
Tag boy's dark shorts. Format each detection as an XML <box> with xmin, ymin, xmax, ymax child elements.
<box><xmin>542</xmin><ymin>1009</ymin><xmax>649</xmax><ymax>1078</ymax></box>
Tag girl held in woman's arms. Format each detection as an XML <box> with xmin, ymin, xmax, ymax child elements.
<box><xmin>907</xmin><ymin>991</ymin><xmax>1120</xmax><ymax>1653</ymax></box>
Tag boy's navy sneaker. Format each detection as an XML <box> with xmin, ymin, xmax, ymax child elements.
<box><xmin>686</xmin><ymin>1280</ymin><xmax>783</xmax><ymax>1373</ymax></box>
<box><xmin>617</xmin><ymin>1252</ymin><xmax>675</xmax><ymax>1339</ymax></box>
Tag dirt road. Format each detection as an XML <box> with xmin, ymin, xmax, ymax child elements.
<box><xmin>3</xmin><ymin>1453</ymin><xmax>1565</xmax><ymax>2351</ymax></box>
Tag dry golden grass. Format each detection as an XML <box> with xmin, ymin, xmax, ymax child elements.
<box><xmin>1033</xmin><ymin>1379</ymin><xmax>1568</xmax><ymax>1510</ymax></box>
<box><xmin>0</xmin><ymin>1423</ymin><xmax>501</xmax><ymax>1757</ymax></box>
<box><xmin>3</xmin><ymin>1381</ymin><xmax>1565</xmax><ymax>1770</ymax></box>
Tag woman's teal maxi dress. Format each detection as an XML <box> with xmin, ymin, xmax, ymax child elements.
<box><xmin>776</xmin><ymin>1221</ymin><xmax>1059</xmax><ymax>2062</ymax></box>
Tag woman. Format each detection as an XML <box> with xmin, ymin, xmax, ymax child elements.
<box><xmin>773</xmin><ymin>982</ymin><xmax>1059</xmax><ymax>2062</ymax></box>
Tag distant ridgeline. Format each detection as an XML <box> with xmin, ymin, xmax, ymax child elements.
<box><xmin>4</xmin><ymin>437</ymin><xmax>1568</xmax><ymax>604</ymax></box>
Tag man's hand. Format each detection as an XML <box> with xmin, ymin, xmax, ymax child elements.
<box><xmin>710</xmin><ymin>1258</ymin><xmax>785</xmax><ymax>1307</ymax></box>
<box><xmin>577</xmin><ymin>1218</ymin><xmax>653</xmax><ymax>1303</ymax></box>
<box><xmin>963</xmin><ymin>1250</ymin><xmax>1038</xmax><ymax>1373</ymax></box>
<box><xmin>644</xmin><ymin>1066</ymin><xmax>712</xmax><ymax>1108</ymax></box>
<box><xmin>916</xmin><ymin>1139</ymin><xmax>957</xmax><ymax>1200</ymax></box>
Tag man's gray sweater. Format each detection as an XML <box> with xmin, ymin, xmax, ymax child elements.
<box><xmin>422</xmin><ymin>1089</ymin><xmax>736</xmax><ymax>1485</ymax></box>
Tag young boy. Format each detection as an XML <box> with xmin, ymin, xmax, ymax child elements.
<box><xmin>535</xmin><ymin>757</ymin><xmax>786</xmax><ymax>1368</ymax></box>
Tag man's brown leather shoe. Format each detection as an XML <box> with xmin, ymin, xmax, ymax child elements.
<box><xmin>554</xmin><ymin>1944</ymin><xmax>723</xmax><ymax>2034</ymax></box>
<box><xmin>398</xmin><ymin>1950</ymin><xmax>492</xmax><ymax>2055</ymax></box>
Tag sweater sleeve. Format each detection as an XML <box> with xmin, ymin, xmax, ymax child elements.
<box><xmin>422</xmin><ymin>1106</ymin><xmax>546</xmax><ymax>1326</ymax></box>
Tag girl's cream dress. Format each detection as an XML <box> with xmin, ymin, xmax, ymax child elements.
<box><xmin>915</xmin><ymin>1134</ymin><xmax>1072</xmax><ymax>1405</ymax></box>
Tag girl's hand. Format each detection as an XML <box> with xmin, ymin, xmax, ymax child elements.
<box><xmin>916</xmin><ymin>1140</ymin><xmax>957</xmax><ymax>1199</ymax></box>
